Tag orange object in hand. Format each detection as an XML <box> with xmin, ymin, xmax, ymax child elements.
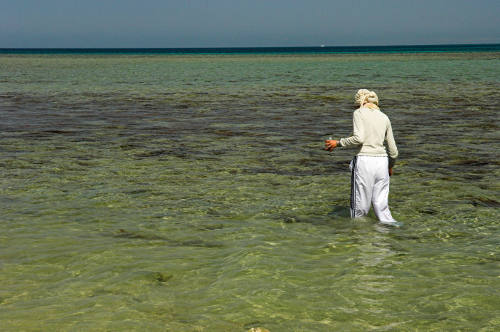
<box><xmin>325</xmin><ymin>139</ymin><xmax>338</xmax><ymax>151</ymax></box>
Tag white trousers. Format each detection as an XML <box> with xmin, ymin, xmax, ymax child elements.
<box><xmin>350</xmin><ymin>155</ymin><xmax>396</xmax><ymax>223</ymax></box>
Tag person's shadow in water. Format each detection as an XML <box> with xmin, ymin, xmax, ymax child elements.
<box><xmin>328</xmin><ymin>205</ymin><xmax>351</xmax><ymax>218</ymax></box>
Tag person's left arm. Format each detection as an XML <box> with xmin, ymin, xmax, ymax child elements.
<box><xmin>386</xmin><ymin>118</ymin><xmax>398</xmax><ymax>175</ymax></box>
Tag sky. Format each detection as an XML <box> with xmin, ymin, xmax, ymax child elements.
<box><xmin>1</xmin><ymin>0</ymin><xmax>499</xmax><ymax>48</ymax></box>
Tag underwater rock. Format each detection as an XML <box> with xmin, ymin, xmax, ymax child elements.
<box><xmin>419</xmin><ymin>207</ymin><xmax>437</xmax><ymax>215</ymax></box>
<box><xmin>471</xmin><ymin>197</ymin><xmax>500</xmax><ymax>208</ymax></box>
<box><xmin>177</xmin><ymin>239</ymin><xmax>224</xmax><ymax>248</ymax></box>
<box><xmin>114</xmin><ymin>229</ymin><xmax>166</xmax><ymax>241</ymax></box>
<box><xmin>197</xmin><ymin>223</ymin><xmax>225</xmax><ymax>231</ymax></box>
<box><xmin>248</xmin><ymin>328</ymin><xmax>270</xmax><ymax>332</ymax></box>
<box><xmin>135</xmin><ymin>149</ymin><xmax>168</xmax><ymax>157</ymax></box>
<box><xmin>152</xmin><ymin>272</ymin><xmax>173</xmax><ymax>283</ymax></box>
<box><xmin>283</xmin><ymin>216</ymin><xmax>298</xmax><ymax>223</ymax></box>
<box><xmin>124</xmin><ymin>271</ymin><xmax>173</xmax><ymax>284</ymax></box>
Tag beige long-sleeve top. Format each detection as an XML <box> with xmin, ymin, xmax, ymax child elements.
<box><xmin>339</xmin><ymin>107</ymin><xmax>398</xmax><ymax>159</ymax></box>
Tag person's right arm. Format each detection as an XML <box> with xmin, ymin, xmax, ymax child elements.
<box><xmin>339</xmin><ymin>111</ymin><xmax>364</xmax><ymax>147</ymax></box>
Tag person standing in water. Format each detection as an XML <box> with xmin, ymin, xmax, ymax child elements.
<box><xmin>325</xmin><ymin>89</ymin><xmax>400</xmax><ymax>225</ymax></box>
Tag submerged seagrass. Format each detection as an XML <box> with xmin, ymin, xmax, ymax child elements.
<box><xmin>0</xmin><ymin>51</ymin><xmax>499</xmax><ymax>331</ymax></box>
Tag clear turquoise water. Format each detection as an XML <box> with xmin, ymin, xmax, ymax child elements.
<box><xmin>0</xmin><ymin>52</ymin><xmax>499</xmax><ymax>331</ymax></box>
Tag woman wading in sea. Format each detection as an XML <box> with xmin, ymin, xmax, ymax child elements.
<box><xmin>325</xmin><ymin>89</ymin><xmax>400</xmax><ymax>226</ymax></box>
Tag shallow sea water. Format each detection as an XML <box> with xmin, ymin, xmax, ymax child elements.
<box><xmin>0</xmin><ymin>53</ymin><xmax>499</xmax><ymax>331</ymax></box>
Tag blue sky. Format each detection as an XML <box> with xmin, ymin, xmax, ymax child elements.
<box><xmin>1</xmin><ymin>0</ymin><xmax>499</xmax><ymax>48</ymax></box>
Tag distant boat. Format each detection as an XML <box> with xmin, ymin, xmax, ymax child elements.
<box><xmin>320</xmin><ymin>44</ymin><xmax>325</xmax><ymax>47</ymax></box>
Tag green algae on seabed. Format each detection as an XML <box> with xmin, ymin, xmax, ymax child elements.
<box><xmin>0</xmin><ymin>52</ymin><xmax>499</xmax><ymax>331</ymax></box>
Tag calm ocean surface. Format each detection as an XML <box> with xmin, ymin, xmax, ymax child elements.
<box><xmin>1</xmin><ymin>46</ymin><xmax>499</xmax><ymax>331</ymax></box>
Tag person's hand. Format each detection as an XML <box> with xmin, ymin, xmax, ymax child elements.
<box><xmin>325</xmin><ymin>139</ymin><xmax>338</xmax><ymax>151</ymax></box>
<box><xmin>388</xmin><ymin>167</ymin><xmax>393</xmax><ymax>176</ymax></box>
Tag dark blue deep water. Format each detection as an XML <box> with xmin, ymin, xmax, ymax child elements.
<box><xmin>1</xmin><ymin>43</ymin><xmax>499</xmax><ymax>55</ymax></box>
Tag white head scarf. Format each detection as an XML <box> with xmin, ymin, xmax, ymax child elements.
<box><xmin>355</xmin><ymin>89</ymin><xmax>379</xmax><ymax>108</ymax></box>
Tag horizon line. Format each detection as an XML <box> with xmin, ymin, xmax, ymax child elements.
<box><xmin>1</xmin><ymin>42</ymin><xmax>499</xmax><ymax>50</ymax></box>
